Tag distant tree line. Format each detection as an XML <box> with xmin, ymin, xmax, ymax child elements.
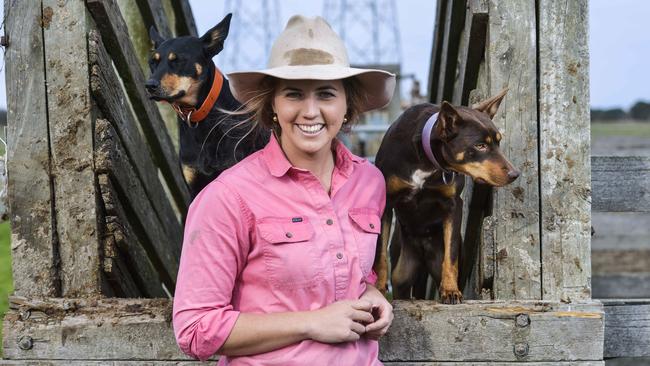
<box><xmin>591</xmin><ymin>100</ymin><xmax>650</xmax><ymax>122</ymax></box>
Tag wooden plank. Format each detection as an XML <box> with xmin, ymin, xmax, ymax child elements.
<box><xmin>379</xmin><ymin>300</ymin><xmax>603</xmax><ymax>362</ymax></box>
<box><xmin>486</xmin><ymin>0</ymin><xmax>542</xmax><ymax>300</ymax></box>
<box><xmin>592</xmin><ymin>249</ymin><xmax>650</xmax><ymax>274</ymax></box>
<box><xmin>452</xmin><ymin>0</ymin><xmax>488</xmax><ymax>106</ymax></box>
<box><xmin>2</xmin><ymin>297</ymin><xmax>210</xmax><ymax>361</ymax></box>
<box><xmin>538</xmin><ymin>0</ymin><xmax>592</xmax><ymax>302</ymax></box>
<box><xmin>593</xmin><ymin>274</ymin><xmax>650</xmax><ymax>299</ymax></box>
<box><xmin>4</xmin><ymin>0</ymin><xmax>58</xmax><ymax>297</ymax></box>
<box><xmin>136</xmin><ymin>0</ymin><xmax>173</xmax><ymax>39</ymax></box>
<box><xmin>434</xmin><ymin>0</ymin><xmax>466</xmax><ymax>104</ymax></box>
<box><xmin>603</xmin><ymin>300</ymin><xmax>650</xmax><ymax>358</ymax></box>
<box><xmin>42</xmin><ymin>0</ymin><xmax>102</xmax><ymax>296</ymax></box>
<box><xmin>170</xmin><ymin>0</ymin><xmax>198</xmax><ymax>37</ymax></box>
<box><xmin>98</xmin><ymin>173</ymin><xmax>168</xmax><ymax>298</ymax></box>
<box><xmin>88</xmin><ymin>30</ymin><xmax>183</xmax><ymax>248</ymax></box>
<box><xmin>95</xmin><ymin>119</ymin><xmax>180</xmax><ymax>285</ymax></box>
<box><xmin>87</xmin><ymin>0</ymin><xmax>191</xmax><ymax>211</ymax></box>
<box><xmin>591</xmin><ymin>156</ymin><xmax>650</xmax><ymax>212</ymax></box>
<box><xmin>2</xmin><ymin>297</ymin><xmax>604</xmax><ymax>362</ymax></box>
<box><xmin>427</xmin><ymin>0</ymin><xmax>448</xmax><ymax>102</ymax></box>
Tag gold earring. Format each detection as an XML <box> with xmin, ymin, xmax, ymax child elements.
<box><xmin>343</xmin><ymin>117</ymin><xmax>348</xmax><ymax>124</ymax></box>
<box><xmin>272</xmin><ymin>114</ymin><xmax>278</xmax><ymax>122</ymax></box>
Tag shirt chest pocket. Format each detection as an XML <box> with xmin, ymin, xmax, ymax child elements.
<box><xmin>257</xmin><ymin>217</ymin><xmax>324</xmax><ymax>289</ymax></box>
<box><xmin>348</xmin><ymin>208</ymin><xmax>381</xmax><ymax>277</ymax></box>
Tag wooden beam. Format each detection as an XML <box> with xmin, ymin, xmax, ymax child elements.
<box><xmin>452</xmin><ymin>0</ymin><xmax>488</xmax><ymax>106</ymax></box>
<box><xmin>170</xmin><ymin>0</ymin><xmax>198</xmax><ymax>37</ymax></box>
<box><xmin>136</xmin><ymin>0</ymin><xmax>173</xmax><ymax>39</ymax></box>
<box><xmin>434</xmin><ymin>0</ymin><xmax>466</xmax><ymax>104</ymax></box>
<box><xmin>98</xmin><ymin>172</ymin><xmax>168</xmax><ymax>298</ymax></box>
<box><xmin>88</xmin><ymin>30</ymin><xmax>183</xmax><ymax>250</ymax></box>
<box><xmin>538</xmin><ymin>0</ymin><xmax>592</xmax><ymax>302</ymax></box>
<box><xmin>591</xmin><ymin>156</ymin><xmax>650</xmax><ymax>212</ymax></box>
<box><xmin>2</xmin><ymin>297</ymin><xmax>604</xmax><ymax>362</ymax></box>
<box><xmin>603</xmin><ymin>299</ymin><xmax>650</xmax><ymax>358</ymax></box>
<box><xmin>95</xmin><ymin>119</ymin><xmax>180</xmax><ymax>286</ymax></box>
<box><xmin>87</xmin><ymin>0</ymin><xmax>191</xmax><ymax>211</ymax></box>
<box><xmin>427</xmin><ymin>0</ymin><xmax>448</xmax><ymax>102</ymax></box>
<box><xmin>486</xmin><ymin>0</ymin><xmax>541</xmax><ymax>300</ymax></box>
<box><xmin>593</xmin><ymin>274</ymin><xmax>650</xmax><ymax>299</ymax></box>
<box><xmin>43</xmin><ymin>0</ymin><xmax>102</xmax><ymax>296</ymax></box>
<box><xmin>5</xmin><ymin>0</ymin><xmax>58</xmax><ymax>297</ymax></box>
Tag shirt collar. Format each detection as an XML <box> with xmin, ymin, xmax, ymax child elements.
<box><xmin>263</xmin><ymin>132</ymin><xmax>364</xmax><ymax>178</ymax></box>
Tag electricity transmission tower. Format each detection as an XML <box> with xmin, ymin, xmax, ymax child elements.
<box><xmin>322</xmin><ymin>0</ymin><xmax>402</xmax><ymax>66</ymax></box>
<box><xmin>220</xmin><ymin>0</ymin><xmax>282</xmax><ymax>72</ymax></box>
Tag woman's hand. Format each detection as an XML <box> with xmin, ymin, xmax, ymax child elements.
<box><xmin>360</xmin><ymin>284</ymin><xmax>394</xmax><ymax>340</ymax></box>
<box><xmin>306</xmin><ymin>299</ymin><xmax>375</xmax><ymax>343</ymax></box>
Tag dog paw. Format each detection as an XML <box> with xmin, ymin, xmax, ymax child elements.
<box><xmin>440</xmin><ymin>288</ymin><xmax>463</xmax><ymax>304</ymax></box>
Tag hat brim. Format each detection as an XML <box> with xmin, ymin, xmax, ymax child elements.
<box><xmin>227</xmin><ymin>64</ymin><xmax>396</xmax><ymax>112</ymax></box>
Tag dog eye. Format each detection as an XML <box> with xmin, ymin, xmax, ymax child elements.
<box><xmin>474</xmin><ymin>143</ymin><xmax>488</xmax><ymax>152</ymax></box>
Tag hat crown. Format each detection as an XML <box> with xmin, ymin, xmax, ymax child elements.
<box><xmin>267</xmin><ymin>15</ymin><xmax>350</xmax><ymax>69</ymax></box>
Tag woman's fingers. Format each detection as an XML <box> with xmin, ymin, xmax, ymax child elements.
<box><xmin>350</xmin><ymin>320</ymin><xmax>366</xmax><ymax>336</ymax></box>
<box><xmin>350</xmin><ymin>299</ymin><xmax>373</xmax><ymax>312</ymax></box>
<box><xmin>351</xmin><ymin>309</ymin><xmax>375</xmax><ymax>325</ymax></box>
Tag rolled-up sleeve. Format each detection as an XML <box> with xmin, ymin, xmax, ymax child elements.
<box><xmin>172</xmin><ymin>180</ymin><xmax>251</xmax><ymax>361</ymax></box>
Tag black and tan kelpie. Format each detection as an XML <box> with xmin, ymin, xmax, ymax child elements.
<box><xmin>372</xmin><ymin>89</ymin><xmax>520</xmax><ymax>303</ymax></box>
<box><xmin>146</xmin><ymin>14</ymin><xmax>269</xmax><ymax>198</ymax></box>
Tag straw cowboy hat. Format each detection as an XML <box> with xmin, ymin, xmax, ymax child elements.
<box><xmin>227</xmin><ymin>15</ymin><xmax>396</xmax><ymax>112</ymax></box>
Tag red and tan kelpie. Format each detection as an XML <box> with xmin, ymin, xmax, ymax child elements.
<box><xmin>373</xmin><ymin>89</ymin><xmax>519</xmax><ymax>303</ymax></box>
<box><xmin>146</xmin><ymin>14</ymin><xmax>269</xmax><ymax>198</ymax></box>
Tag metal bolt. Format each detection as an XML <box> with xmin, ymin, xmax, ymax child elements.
<box><xmin>515</xmin><ymin>313</ymin><xmax>530</xmax><ymax>327</ymax></box>
<box><xmin>514</xmin><ymin>342</ymin><xmax>529</xmax><ymax>357</ymax></box>
<box><xmin>18</xmin><ymin>336</ymin><xmax>33</xmax><ymax>350</ymax></box>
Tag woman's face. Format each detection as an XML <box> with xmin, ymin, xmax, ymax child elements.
<box><xmin>273</xmin><ymin>79</ymin><xmax>347</xmax><ymax>158</ymax></box>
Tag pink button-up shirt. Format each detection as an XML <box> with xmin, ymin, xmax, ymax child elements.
<box><xmin>173</xmin><ymin>133</ymin><xmax>386</xmax><ymax>365</ymax></box>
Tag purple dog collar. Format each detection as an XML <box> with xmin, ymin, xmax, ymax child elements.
<box><xmin>421</xmin><ymin>112</ymin><xmax>455</xmax><ymax>184</ymax></box>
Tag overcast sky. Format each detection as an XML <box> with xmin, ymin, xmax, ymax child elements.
<box><xmin>0</xmin><ymin>0</ymin><xmax>647</xmax><ymax>110</ymax></box>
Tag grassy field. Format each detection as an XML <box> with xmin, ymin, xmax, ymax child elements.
<box><xmin>0</xmin><ymin>221</ymin><xmax>12</xmax><ymax>358</ymax></box>
<box><xmin>591</xmin><ymin>121</ymin><xmax>650</xmax><ymax>138</ymax></box>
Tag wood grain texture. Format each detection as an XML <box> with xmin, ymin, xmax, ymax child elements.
<box><xmin>593</xmin><ymin>274</ymin><xmax>650</xmax><ymax>299</ymax></box>
<box><xmin>5</xmin><ymin>0</ymin><xmax>58</xmax><ymax>297</ymax></box>
<box><xmin>591</xmin><ymin>156</ymin><xmax>650</xmax><ymax>212</ymax></box>
<box><xmin>43</xmin><ymin>0</ymin><xmax>101</xmax><ymax>297</ymax></box>
<box><xmin>95</xmin><ymin>119</ymin><xmax>180</xmax><ymax>286</ymax></box>
<box><xmin>2</xmin><ymin>298</ymin><xmax>604</xmax><ymax>362</ymax></box>
<box><xmin>538</xmin><ymin>0</ymin><xmax>592</xmax><ymax>302</ymax></box>
<box><xmin>486</xmin><ymin>0</ymin><xmax>541</xmax><ymax>300</ymax></box>
<box><xmin>87</xmin><ymin>0</ymin><xmax>190</xmax><ymax>211</ymax></box>
<box><xmin>88</xmin><ymin>30</ymin><xmax>183</xmax><ymax>253</ymax></box>
<box><xmin>98</xmin><ymin>173</ymin><xmax>168</xmax><ymax>298</ymax></box>
<box><xmin>603</xmin><ymin>300</ymin><xmax>650</xmax><ymax>358</ymax></box>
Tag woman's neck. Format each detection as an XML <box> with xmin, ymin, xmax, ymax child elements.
<box><xmin>277</xmin><ymin>134</ymin><xmax>335</xmax><ymax>180</ymax></box>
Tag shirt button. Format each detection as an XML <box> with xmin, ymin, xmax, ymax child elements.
<box><xmin>285</xmin><ymin>232</ymin><xmax>293</xmax><ymax>238</ymax></box>
<box><xmin>336</xmin><ymin>252</ymin><xmax>343</xmax><ymax>260</ymax></box>
<box><xmin>326</xmin><ymin>219</ymin><xmax>334</xmax><ymax>225</ymax></box>
<box><xmin>369</xmin><ymin>223</ymin><xmax>375</xmax><ymax>229</ymax></box>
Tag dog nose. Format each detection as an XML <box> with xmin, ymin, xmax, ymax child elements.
<box><xmin>507</xmin><ymin>169</ymin><xmax>520</xmax><ymax>181</ymax></box>
<box><xmin>145</xmin><ymin>79</ymin><xmax>159</xmax><ymax>92</ymax></box>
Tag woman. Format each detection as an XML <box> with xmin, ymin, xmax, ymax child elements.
<box><xmin>173</xmin><ymin>15</ymin><xmax>396</xmax><ymax>365</ymax></box>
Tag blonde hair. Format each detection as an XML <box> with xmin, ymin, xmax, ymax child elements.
<box><xmin>225</xmin><ymin>76</ymin><xmax>366</xmax><ymax>136</ymax></box>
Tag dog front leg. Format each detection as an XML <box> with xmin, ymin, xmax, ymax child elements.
<box><xmin>440</xmin><ymin>215</ymin><xmax>462</xmax><ymax>304</ymax></box>
<box><xmin>374</xmin><ymin>207</ymin><xmax>393</xmax><ymax>294</ymax></box>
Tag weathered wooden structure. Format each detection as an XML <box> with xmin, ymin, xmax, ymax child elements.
<box><xmin>1</xmin><ymin>0</ymin><xmax>647</xmax><ymax>364</ymax></box>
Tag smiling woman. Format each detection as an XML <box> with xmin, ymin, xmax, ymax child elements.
<box><xmin>171</xmin><ymin>15</ymin><xmax>396</xmax><ymax>365</ymax></box>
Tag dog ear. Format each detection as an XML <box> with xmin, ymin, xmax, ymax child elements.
<box><xmin>437</xmin><ymin>101</ymin><xmax>462</xmax><ymax>140</ymax></box>
<box><xmin>472</xmin><ymin>88</ymin><xmax>508</xmax><ymax>119</ymax></box>
<box><xmin>149</xmin><ymin>26</ymin><xmax>165</xmax><ymax>49</ymax></box>
<box><xmin>201</xmin><ymin>13</ymin><xmax>233</xmax><ymax>58</ymax></box>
